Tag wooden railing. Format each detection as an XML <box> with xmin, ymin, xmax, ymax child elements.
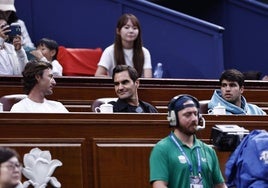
<box><xmin>0</xmin><ymin>112</ymin><xmax>267</xmax><ymax>188</ymax></box>
<box><xmin>1</xmin><ymin>76</ymin><xmax>268</xmax><ymax>113</ymax></box>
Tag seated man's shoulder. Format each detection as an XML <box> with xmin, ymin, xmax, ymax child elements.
<box><xmin>10</xmin><ymin>98</ymin><xmax>28</xmax><ymax>112</ymax></box>
<box><xmin>140</xmin><ymin>100</ymin><xmax>158</xmax><ymax>113</ymax></box>
<box><xmin>46</xmin><ymin>99</ymin><xmax>65</xmax><ymax>107</ymax></box>
<box><xmin>108</xmin><ymin>101</ymin><xmax>116</xmax><ymax>105</ymax></box>
<box><xmin>247</xmin><ymin>103</ymin><xmax>266</xmax><ymax>115</ymax></box>
<box><xmin>45</xmin><ymin>99</ymin><xmax>69</xmax><ymax>112</ymax></box>
<box><xmin>109</xmin><ymin>99</ymin><xmax>127</xmax><ymax>112</ymax></box>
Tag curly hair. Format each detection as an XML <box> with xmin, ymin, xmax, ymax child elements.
<box><xmin>22</xmin><ymin>60</ymin><xmax>52</xmax><ymax>94</ymax></box>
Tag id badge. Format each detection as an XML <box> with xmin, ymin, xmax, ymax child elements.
<box><xmin>189</xmin><ymin>175</ymin><xmax>203</xmax><ymax>188</ymax></box>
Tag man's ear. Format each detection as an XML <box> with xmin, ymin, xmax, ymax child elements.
<box><xmin>135</xmin><ymin>79</ymin><xmax>140</xmax><ymax>88</ymax></box>
<box><xmin>35</xmin><ymin>74</ymin><xmax>41</xmax><ymax>82</ymax></box>
<box><xmin>240</xmin><ymin>85</ymin><xmax>244</xmax><ymax>93</ymax></box>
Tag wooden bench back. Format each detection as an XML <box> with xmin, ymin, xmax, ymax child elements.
<box><xmin>0</xmin><ymin>112</ymin><xmax>267</xmax><ymax>187</ymax></box>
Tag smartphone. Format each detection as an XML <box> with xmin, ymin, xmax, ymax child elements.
<box><xmin>8</xmin><ymin>24</ymin><xmax>21</xmax><ymax>37</ymax></box>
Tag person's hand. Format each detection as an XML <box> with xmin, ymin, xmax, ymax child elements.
<box><xmin>12</xmin><ymin>35</ymin><xmax>22</xmax><ymax>51</ymax></box>
<box><xmin>30</xmin><ymin>49</ymin><xmax>44</xmax><ymax>60</ymax></box>
<box><xmin>0</xmin><ymin>23</ymin><xmax>10</xmax><ymax>40</ymax></box>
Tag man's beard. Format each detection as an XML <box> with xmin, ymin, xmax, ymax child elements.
<box><xmin>177</xmin><ymin>123</ymin><xmax>197</xmax><ymax>136</ymax></box>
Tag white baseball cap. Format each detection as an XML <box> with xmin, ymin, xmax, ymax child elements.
<box><xmin>0</xmin><ymin>0</ymin><xmax>16</xmax><ymax>12</ymax></box>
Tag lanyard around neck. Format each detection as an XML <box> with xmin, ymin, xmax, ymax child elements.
<box><xmin>169</xmin><ymin>133</ymin><xmax>202</xmax><ymax>175</ymax></box>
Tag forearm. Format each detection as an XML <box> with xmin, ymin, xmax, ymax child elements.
<box><xmin>16</xmin><ymin>48</ymin><xmax>28</xmax><ymax>72</ymax></box>
<box><xmin>214</xmin><ymin>182</ymin><xmax>227</xmax><ymax>188</ymax></box>
<box><xmin>143</xmin><ymin>68</ymin><xmax>152</xmax><ymax>78</ymax></box>
<box><xmin>152</xmin><ymin>180</ymin><xmax>168</xmax><ymax>188</ymax></box>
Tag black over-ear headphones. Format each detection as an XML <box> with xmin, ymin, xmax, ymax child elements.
<box><xmin>167</xmin><ymin>94</ymin><xmax>205</xmax><ymax>130</ymax></box>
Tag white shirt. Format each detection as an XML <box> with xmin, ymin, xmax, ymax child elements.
<box><xmin>51</xmin><ymin>59</ymin><xmax>63</xmax><ymax>76</ymax></box>
<box><xmin>10</xmin><ymin>97</ymin><xmax>69</xmax><ymax>113</ymax></box>
<box><xmin>0</xmin><ymin>38</ymin><xmax>28</xmax><ymax>75</ymax></box>
<box><xmin>97</xmin><ymin>44</ymin><xmax>152</xmax><ymax>77</ymax></box>
<box><xmin>40</xmin><ymin>57</ymin><xmax>63</xmax><ymax>76</ymax></box>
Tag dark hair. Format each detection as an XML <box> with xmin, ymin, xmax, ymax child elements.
<box><xmin>7</xmin><ymin>11</ymin><xmax>18</xmax><ymax>24</ymax></box>
<box><xmin>220</xmin><ymin>69</ymin><xmax>245</xmax><ymax>87</ymax></box>
<box><xmin>37</xmin><ymin>38</ymin><xmax>59</xmax><ymax>60</ymax></box>
<box><xmin>0</xmin><ymin>147</ymin><xmax>20</xmax><ymax>164</ymax></box>
<box><xmin>114</xmin><ymin>13</ymin><xmax>144</xmax><ymax>77</ymax></box>
<box><xmin>0</xmin><ymin>14</ymin><xmax>7</xmax><ymax>21</ymax></box>
<box><xmin>243</xmin><ymin>71</ymin><xmax>262</xmax><ymax>80</ymax></box>
<box><xmin>112</xmin><ymin>65</ymin><xmax>139</xmax><ymax>82</ymax></box>
<box><xmin>22</xmin><ymin>60</ymin><xmax>53</xmax><ymax>94</ymax></box>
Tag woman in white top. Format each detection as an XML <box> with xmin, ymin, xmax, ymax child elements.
<box><xmin>95</xmin><ymin>13</ymin><xmax>152</xmax><ymax>78</ymax></box>
<box><xmin>0</xmin><ymin>0</ymin><xmax>35</xmax><ymax>49</ymax></box>
<box><xmin>0</xmin><ymin>18</ymin><xmax>28</xmax><ymax>75</ymax></box>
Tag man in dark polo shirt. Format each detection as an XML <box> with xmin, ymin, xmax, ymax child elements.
<box><xmin>110</xmin><ymin>65</ymin><xmax>158</xmax><ymax>113</ymax></box>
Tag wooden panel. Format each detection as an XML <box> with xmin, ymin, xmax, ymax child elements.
<box><xmin>215</xmin><ymin>149</ymin><xmax>232</xmax><ymax>180</ymax></box>
<box><xmin>0</xmin><ymin>113</ymin><xmax>267</xmax><ymax>187</ymax></box>
<box><xmin>0</xmin><ymin>138</ymin><xmax>86</xmax><ymax>188</ymax></box>
<box><xmin>0</xmin><ymin>113</ymin><xmax>267</xmax><ymax>140</ymax></box>
<box><xmin>92</xmin><ymin>138</ymin><xmax>158</xmax><ymax>188</ymax></box>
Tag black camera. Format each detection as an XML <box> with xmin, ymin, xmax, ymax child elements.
<box><xmin>7</xmin><ymin>24</ymin><xmax>21</xmax><ymax>37</ymax></box>
<box><xmin>211</xmin><ymin>124</ymin><xmax>249</xmax><ymax>151</ymax></box>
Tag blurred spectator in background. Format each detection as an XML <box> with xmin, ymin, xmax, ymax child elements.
<box><xmin>30</xmin><ymin>38</ymin><xmax>63</xmax><ymax>76</ymax></box>
<box><xmin>95</xmin><ymin>13</ymin><xmax>152</xmax><ymax>78</ymax></box>
<box><xmin>262</xmin><ymin>74</ymin><xmax>268</xmax><ymax>81</ymax></box>
<box><xmin>0</xmin><ymin>146</ymin><xmax>23</xmax><ymax>188</ymax></box>
<box><xmin>242</xmin><ymin>70</ymin><xmax>268</xmax><ymax>81</ymax></box>
<box><xmin>0</xmin><ymin>18</ymin><xmax>28</xmax><ymax>75</ymax></box>
<box><xmin>242</xmin><ymin>71</ymin><xmax>262</xmax><ymax>80</ymax></box>
<box><xmin>0</xmin><ymin>0</ymin><xmax>35</xmax><ymax>49</ymax></box>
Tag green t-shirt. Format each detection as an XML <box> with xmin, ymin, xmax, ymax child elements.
<box><xmin>149</xmin><ymin>131</ymin><xmax>225</xmax><ymax>188</ymax></box>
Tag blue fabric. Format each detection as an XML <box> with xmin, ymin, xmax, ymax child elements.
<box><xmin>225</xmin><ymin>130</ymin><xmax>268</xmax><ymax>188</ymax></box>
<box><xmin>208</xmin><ymin>89</ymin><xmax>266</xmax><ymax>115</ymax></box>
